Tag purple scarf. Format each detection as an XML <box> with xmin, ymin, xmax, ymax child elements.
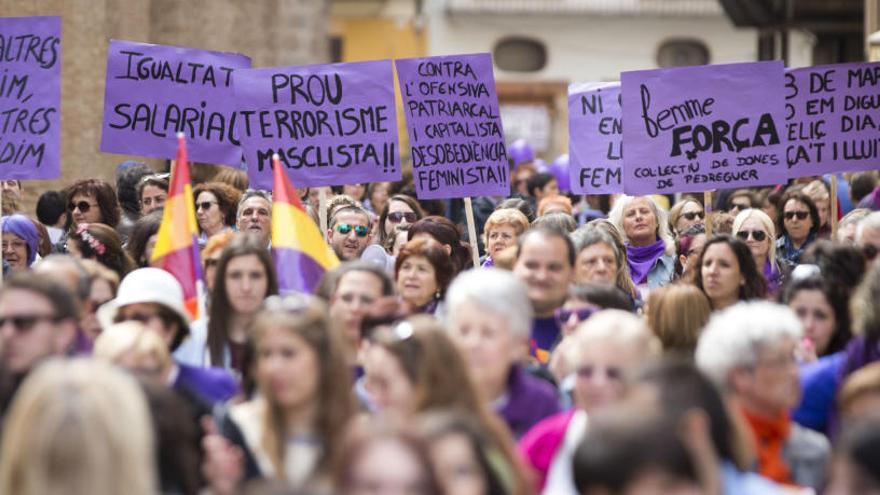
<box><xmin>763</xmin><ymin>260</ymin><xmax>781</xmax><ymax>295</ymax></box>
<box><xmin>626</xmin><ymin>239</ymin><xmax>666</xmax><ymax>285</ymax></box>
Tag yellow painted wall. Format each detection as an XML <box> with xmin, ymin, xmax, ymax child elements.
<box><xmin>334</xmin><ymin>18</ymin><xmax>426</xmax><ymax>165</ymax></box>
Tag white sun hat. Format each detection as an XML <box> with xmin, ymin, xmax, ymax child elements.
<box><xmin>97</xmin><ymin>267</ymin><xmax>191</xmax><ymax>331</ymax></box>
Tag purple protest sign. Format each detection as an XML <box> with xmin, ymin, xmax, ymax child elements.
<box><xmin>569</xmin><ymin>82</ymin><xmax>623</xmax><ymax>194</ymax></box>
<box><xmin>395</xmin><ymin>53</ymin><xmax>509</xmax><ymax>200</ymax></box>
<box><xmin>621</xmin><ymin>61</ymin><xmax>787</xmax><ymax>195</ymax></box>
<box><xmin>233</xmin><ymin>60</ymin><xmax>400</xmax><ymax>190</ymax></box>
<box><xmin>786</xmin><ymin>62</ymin><xmax>880</xmax><ymax>176</ymax></box>
<box><xmin>0</xmin><ymin>16</ymin><xmax>61</xmax><ymax>180</ymax></box>
<box><xmin>101</xmin><ymin>39</ymin><xmax>251</xmax><ymax>166</ymax></box>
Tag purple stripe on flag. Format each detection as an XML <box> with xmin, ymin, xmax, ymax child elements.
<box><xmin>273</xmin><ymin>247</ymin><xmax>327</xmax><ymax>294</ymax></box>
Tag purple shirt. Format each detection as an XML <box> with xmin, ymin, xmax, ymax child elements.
<box><xmin>496</xmin><ymin>366</ymin><xmax>562</xmax><ymax>439</ymax></box>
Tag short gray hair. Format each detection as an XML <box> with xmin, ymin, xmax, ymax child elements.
<box><xmin>695</xmin><ymin>301</ymin><xmax>802</xmax><ymax>389</ymax></box>
<box><xmin>443</xmin><ymin>268</ymin><xmax>533</xmax><ymax>339</ymax></box>
<box><xmin>236</xmin><ymin>189</ymin><xmax>272</xmax><ymax>218</ymax></box>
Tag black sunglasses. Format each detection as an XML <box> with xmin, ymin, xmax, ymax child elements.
<box><xmin>729</xmin><ymin>203</ymin><xmax>750</xmax><ymax>212</ymax></box>
<box><xmin>681</xmin><ymin>211</ymin><xmax>704</xmax><ymax>221</ymax></box>
<box><xmin>196</xmin><ymin>201</ymin><xmax>217</xmax><ymax>211</ymax></box>
<box><xmin>554</xmin><ymin>307</ymin><xmax>595</xmax><ymax>327</ymax></box>
<box><xmin>336</xmin><ymin>223</ymin><xmax>369</xmax><ymax>237</ymax></box>
<box><xmin>783</xmin><ymin>211</ymin><xmax>809</xmax><ymax>220</ymax></box>
<box><xmin>0</xmin><ymin>313</ymin><xmax>60</xmax><ymax>333</ymax></box>
<box><xmin>68</xmin><ymin>201</ymin><xmax>94</xmax><ymax>213</ymax></box>
<box><xmin>736</xmin><ymin>230</ymin><xmax>767</xmax><ymax>242</ymax></box>
<box><xmin>388</xmin><ymin>211</ymin><xmax>418</xmax><ymax>223</ymax></box>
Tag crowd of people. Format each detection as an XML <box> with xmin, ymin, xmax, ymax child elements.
<box><xmin>1</xmin><ymin>157</ymin><xmax>880</xmax><ymax>495</ymax></box>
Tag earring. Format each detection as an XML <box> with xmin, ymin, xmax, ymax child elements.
<box><xmin>435</xmin><ymin>290</ymin><xmax>441</xmax><ymax>299</ymax></box>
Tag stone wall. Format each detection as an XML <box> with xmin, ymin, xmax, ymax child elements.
<box><xmin>0</xmin><ymin>0</ymin><xmax>329</xmax><ymax>213</ymax></box>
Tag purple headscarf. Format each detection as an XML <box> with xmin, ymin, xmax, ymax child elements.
<box><xmin>1</xmin><ymin>214</ymin><xmax>39</xmax><ymax>266</ymax></box>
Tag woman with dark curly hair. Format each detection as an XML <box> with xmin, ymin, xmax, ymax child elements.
<box><xmin>192</xmin><ymin>181</ymin><xmax>241</xmax><ymax>244</ymax></box>
<box><xmin>66</xmin><ymin>223</ymin><xmax>136</xmax><ymax>280</ymax></box>
<box><xmin>776</xmin><ymin>190</ymin><xmax>820</xmax><ymax>265</ymax></box>
<box><xmin>63</xmin><ymin>179</ymin><xmax>121</xmax><ymax>229</ymax></box>
<box><xmin>395</xmin><ymin>238</ymin><xmax>455</xmax><ymax>315</ymax></box>
<box><xmin>691</xmin><ymin>234</ymin><xmax>767</xmax><ymax>311</ymax></box>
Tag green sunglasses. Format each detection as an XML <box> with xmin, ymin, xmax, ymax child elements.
<box><xmin>336</xmin><ymin>223</ymin><xmax>369</xmax><ymax>237</ymax></box>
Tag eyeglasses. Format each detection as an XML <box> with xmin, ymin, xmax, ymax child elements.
<box><xmin>388</xmin><ymin>211</ymin><xmax>418</xmax><ymax>223</ymax></box>
<box><xmin>783</xmin><ymin>211</ymin><xmax>809</xmax><ymax>220</ymax></box>
<box><xmin>196</xmin><ymin>201</ymin><xmax>217</xmax><ymax>211</ymax></box>
<box><xmin>554</xmin><ymin>307</ymin><xmax>595</xmax><ymax>327</ymax></box>
<box><xmin>735</xmin><ymin>230</ymin><xmax>767</xmax><ymax>242</ymax></box>
<box><xmin>681</xmin><ymin>211</ymin><xmax>704</xmax><ymax>221</ymax></box>
<box><xmin>336</xmin><ymin>223</ymin><xmax>369</xmax><ymax>237</ymax></box>
<box><xmin>863</xmin><ymin>244</ymin><xmax>879</xmax><ymax>262</ymax></box>
<box><xmin>68</xmin><ymin>201</ymin><xmax>96</xmax><ymax>213</ymax></box>
<box><xmin>729</xmin><ymin>203</ymin><xmax>750</xmax><ymax>212</ymax></box>
<box><xmin>0</xmin><ymin>313</ymin><xmax>60</xmax><ymax>333</ymax></box>
<box><xmin>576</xmin><ymin>364</ymin><xmax>623</xmax><ymax>381</ymax></box>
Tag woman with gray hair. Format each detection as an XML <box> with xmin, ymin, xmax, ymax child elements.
<box><xmin>695</xmin><ymin>301</ymin><xmax>829</xmax><ymax>491</ymax></box>
<box><xmin>608</xmin><ymin>195</ymin><xmax>675</xmax><ymax>290</ymax></box>
<box><xmin>443</xmin><ymin>268</ymin><xmax>561</xmax><ymax>438</ymax></box>
<box><xmin>571</xmin><ymin>222</ymin><xmax>637</xmax><ymax>299</ymax></box>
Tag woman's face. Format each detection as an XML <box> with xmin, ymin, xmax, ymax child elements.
<box><xmin>365</xmin><ymin>346</ymin><xmax>415</xmax><ymax>419</ymax></box>
<box><xmin>736</xmin><ymin>216</ymin><xmax>771</xmax><ymax>265</ymax></box>
<box><xmin>385</xmin><ymin>199</ymin><xmax>417</xmax><ymax>235</ymax></box>
<box><xmin>744</xmin><ymin>337</ymin><xmax>801</xmax><ymax>413</ymax></box>
<box><xmin>575</xmin><ymin>241</ymin><xmax>618</xmax><ymax>285</ymax></box>
<box><xmin>256</xmin><ymin>326</ymin><xmax>319</xmax><ymax>410</ymax></box>
<box><xmin>343</xmin><ymin>183</ymin><xmax>366</xmax><ymax>201</ymax></box>
<box><xmin>675</xmin><ymin>201</ymin><xmax>704</xmax><ymax>234</ymax></box>
<box><xmin>782</xmin><ymin>199</ymin><xmax>813</xmax><ymax>243</ymax></box>
<box><xmin>203</xmin><ymin>249</ymin><xmax>223</xmax><ymax>293</ymax></box>
<box><xmin>225</xmin><ymin>254</ymin><xmax>269</xmax><ymax>316</ymax></box>
<box><xmin>789</xmin><ymin>289</ymin><xmax>836</xmax><ymax>355</ymax></box>
<box><xmin>813</xmin><ymin>196</ymin><xmax>830</xmax><ymax>227</ymax></box>
<box><xmin>622</xmin><ymin>197</ymin><xmax>658</xmax><ymax>245</ymax></box>
<box><xmin>140</xmin><ymin>185</ymin><xmax>167</xmax><ymax>215</ymax></box>
<box><xmin>447</xmin><ymin>302</ymin><xmax>518</xmax><ymax>398</ymax></box>
<box><xmin>558</xmin><ymin>298</ymin><xmax>599</xmax><ymax>337</ymax></box>
<box><xmin>346</xmin><ymin>438</ymin><xmax>433</xmax><ymax>495</ymax></box>
<box><xmin>370</xmin><ymin>182</ymin><xmax>391</xmax><ymax>213</ymax></box>
<box><xmin>574</xmin><ymin>337</ymin><xmax>640</xmax><ymax>414</ymax></box>
<box><xmin>679</xmin><ymin>233</ymin><xmax>707</xmax><ymax>277</ymax></box>
<box><xmin>69</xmin><ymin>192</ymin><xmax>102</xmax><ymax>224</ymax></box>
<box><xmin>700</xmin><ymin>243</ymin><xmax>743</xmax><ymax>306</ymax></box>
<box><xmin>80</xmin><ymin>278</ymin><xmax>115</xmax><ymax>342</ymax></box>
<box><xmin>2</xmin><ymin>232</ymin><xmax>28</xmax><ymax>270</ymax></box>
<box><xmin>486</xmin><ymin>224</ymin><xmax>517</xmax><ymax>259</ymax></box>
<box><xmin>196</xmin><ymin>191</ymin><xmax>224</xmax><ymax>235</ymax></box>
<box><xmin>396</xmin><ymin>255</ymin><xmax>438</xmax><ymax>308</ymax></box>
<box><xmin>429</xmin><ymin>432</ymin><xmax>487</xmax><ymax>495</ymax></box>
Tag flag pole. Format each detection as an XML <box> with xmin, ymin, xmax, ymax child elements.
<box><xmin>831</xmin><ymin>175</ymin><xmax>839</xmax><ymax>238</ymax></box>
<box><xmin>319</xmin><ymin>187</ymin><xmax>329</xmax><ymax>243</ymax></box>
<box><xmin>463</xmin><ymin>197</ymin><xmax>480</xmax><ymax>268</ymax></box>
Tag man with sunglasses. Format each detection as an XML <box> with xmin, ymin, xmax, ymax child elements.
<box><xmin>328</xmin><ymin>204</ymin><xmax>373</xmax><ymax>261</ymax></box>
<box><xmin>0</xmin><ymin>273</ymin><xmax>79</xmax><ymax>417</ymax></box>
<box><xmin>856</xmin><ymin>211</ymin><xmax>880</xmax><ymax>268</ymax></box>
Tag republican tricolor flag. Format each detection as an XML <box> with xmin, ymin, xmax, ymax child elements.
<box><xmin>151</xmin><ymin>133</ymin><xmax>204</xmax><ymax>319</ymax></box>
<box><xmin>271</xmin><ymin>154</ymin><xmax>339</xmax><ymax>294</ymax></box>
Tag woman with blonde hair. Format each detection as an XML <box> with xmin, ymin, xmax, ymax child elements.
<box><xmin>608</xmin><ymin>195</ymin><xmax>675</xmax><ymax>290</ymax></box>
<box><xmin>481</xmin><ymin>207</ymin><xmax>530</xmax><ymax>268</ymax></box>
<box><xmin>732</xmin><ymin>208</ymin><xmax>790</xmax><ymax>295</ymax></box>
<box><xmin>646</xmin><ymin>283</ymin><xmax>711</xmax><ymax>355</ymax></box>
<box><xmin>0</xmin><ymin>359</ymin><xmax>156</xmax><ymax>495</ymax></box>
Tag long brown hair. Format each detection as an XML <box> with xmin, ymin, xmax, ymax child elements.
<box><xmin>207</xmin><ymin>233</ymin><xmax>278</xmax><ymax>366</ymax></box>
<box><xmin>374</xmin><ymin>316</ymin><xmax>534</xmax><ymax>495</ymax></box>
<box><xmin>251</xmin><ymin>295</ymin><xmax>355</xmax><ymax>480</ymax></box>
